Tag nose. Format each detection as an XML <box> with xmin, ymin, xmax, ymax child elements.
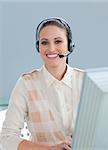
<box><xmin>48</xmin><ymin>42</ymin><xmax>56</xmax><ymax>52</ymax></box>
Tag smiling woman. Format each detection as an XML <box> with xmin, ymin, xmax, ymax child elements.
<box><xmin>0</xmin><ymin>17</ymin><xmax>85</xmax><ymax>150</ymax></box>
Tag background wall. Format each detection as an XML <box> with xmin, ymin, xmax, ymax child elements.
<box><xmin>0</xmin><ymin>0</ymin><xmax>108</xmax><ymax>104</ymax></box>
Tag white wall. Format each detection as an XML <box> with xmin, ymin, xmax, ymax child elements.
<box><xmin>0</xmin><ymin>1</ymin><xmax>108</xmax><ymax>103</ymax></box>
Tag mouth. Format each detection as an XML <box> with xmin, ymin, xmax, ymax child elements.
<box><xmin>46</xmin><ymin>53</ymin><xmax>59</xmax><ymax>59</ymax></box>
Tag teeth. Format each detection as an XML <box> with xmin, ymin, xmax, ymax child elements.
<box><xmin>47</xmin><ymin>54</ymin><xmax>58</xmax><ymax>58</ymax></box>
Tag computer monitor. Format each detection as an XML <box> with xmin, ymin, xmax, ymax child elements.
<box><xmin>72</xmin><ymin>67</ymin><xmax>108</xmax><ymax>150</ymax></box>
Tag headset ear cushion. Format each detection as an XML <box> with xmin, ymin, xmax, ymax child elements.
<box><xmin>69</xmin><ymin>44</ymin><xmax>73</xmax><ymax>52</ymax></box>
<box><xmin>68</xmin><ymin>39</ymin><xmax>72</xmax><ymax>52</ymax></box>
<box><xmin>69</xmin><ymin>42</ymin><xmax>75</xmax><ymax>52</ymax></box>
<box><xmin>36</xmin><ymin>41</ymin><xmax>39</xmax><ymax>52</ymax></box>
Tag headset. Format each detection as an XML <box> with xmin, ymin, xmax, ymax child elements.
<box><xmin>35</xmin><ymin>17</ymin><xmax>75</xmax><ymax>53</ymax></box>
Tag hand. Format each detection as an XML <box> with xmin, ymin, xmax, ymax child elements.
<box><xmin>50</xmin><ymin>141</ymin><xmax>71</xmax><ymax>150</ymax></box>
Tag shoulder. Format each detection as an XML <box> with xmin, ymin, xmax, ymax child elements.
<box><xmin>21</xmin><ymin>69</ymin><xmax>41</xmax><ymax>80</ymax></box>
<box><xmin>68</xmin><ymin>65</ymin><xmax>85</xmax><ymax>73</ymax></box>
<box><xmin>67</xmin><ymin>65</ymin><xmax>85</xmax><ymax>77</ymax></box>
<box><xmin>73</xmin><ymin>67</ymin><xmax>86</xmax><ymax>79</ymax></box>
<box><xmin>74</xmin><ymin>67</ymin><xmax>85</xmax><ymax>73</ymax></box>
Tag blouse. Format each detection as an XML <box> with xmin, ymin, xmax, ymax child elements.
<box><xmin>0</xmin><ymin>65</ymin><xmax>84</xmax><ymax>150</ymax></box>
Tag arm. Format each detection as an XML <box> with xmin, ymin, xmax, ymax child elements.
<box><xmin>0</xmin><ymin>77</ymin><xmax>29</xmax><ymax>150</ymax></box>
<box><xmin>18</xmin><ymin>140</ymin><xmax>71</xmax><ymax>150</ymax></box>
<box><xmin>18</xmin><ymin>140</ymin><xmax>50</xmax><ymax>150</ymax></box>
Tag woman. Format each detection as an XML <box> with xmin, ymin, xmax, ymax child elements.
<box><xmin>0</xmin><ymin>17</ymin><xmax>84</xmax><ymax>150</ymax></box>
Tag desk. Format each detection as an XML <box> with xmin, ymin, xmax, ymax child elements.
<box><xmin>0</xmin><ymin>106</ymin><xmax>31</xmax><ymax>140</ymax></box>
<box><xmin>0</xmin><ymin>105</ymin><xmax>8</xmax><ymax>111</ymax></box>
<box><xmin>0</xmin><ymin>107</ymin><xmax>7</xmax><ymax>132</ymax></box>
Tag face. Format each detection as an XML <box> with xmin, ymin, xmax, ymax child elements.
<box><xmin>38</xmin><ymin>25</ymin><xmax>68</xmax><ymax>69</ymax></box>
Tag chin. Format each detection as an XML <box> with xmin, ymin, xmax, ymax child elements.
<box><xmin>46</xmin><ymin>61</ymin><xmax>65</xmax><ymax>69</ymax></box>
<box><xmin>49</xmin><ymin>63</ymin><xmax>59</xmax><ymax>68</ymax></box>
<box><xmin>45</xmin><ymin>61</ymin><xmax>58</xmax><ymax>68</ymax></box>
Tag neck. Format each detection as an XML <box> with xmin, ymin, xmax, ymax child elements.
<box><xmin>45</xmin><ymin>64</ymin><xmax>67</xmax><ymax>80</ymax></box>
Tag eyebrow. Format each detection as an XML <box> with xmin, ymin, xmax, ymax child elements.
<box><xmin>40</xmin><ymin>38</ymin><xmax>48</xmax><ymax>41</ymax></box>
<box><xmin>40</xmin><ymin>37</ymin><xmax>63</xmax><ymax>41</ymax></box>
<box><xmin>54</xmin><ymin>37</ymin><xmax>63</xmax><ymax>40</ymax></box>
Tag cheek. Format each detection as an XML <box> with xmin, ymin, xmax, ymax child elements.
<box><xmin>62</xmin><ymin>42</ymin><xmax>68</xmax><ymax>52</ymax></box>
<box><xmin>40</xmin><ymin>51</ymin><xmax>45</xmax><ymax>57</ymax></box>
<box><xmin>39</xmin><ymin>46</ymin><xmax>46</xmax><ymax>54</ymax></box>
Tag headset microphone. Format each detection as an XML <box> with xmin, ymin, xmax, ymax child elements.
<box><xmin>58</xmin><ymin>51</ymin><xmax>72</xmax><ymax>58</ymax></box>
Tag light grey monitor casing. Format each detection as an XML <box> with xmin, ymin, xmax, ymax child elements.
<box><xmin>72</xmin><ymin>67</ymin><xmax>108</xmax><ymax>150</ymax></box>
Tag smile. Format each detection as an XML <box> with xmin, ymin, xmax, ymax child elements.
<box><xmin>46</xmin><ymin>54</ymin><xmax>58</xmax><ymax>58</ymax></box>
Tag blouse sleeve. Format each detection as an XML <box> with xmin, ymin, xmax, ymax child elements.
<box><xmin>0</xmin><ymin>76</ymin><xmax>28</xmax><ymax>150</ymax></box>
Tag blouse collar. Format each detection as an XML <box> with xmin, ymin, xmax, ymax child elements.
<box><xmin>41</xmin><ymin>64</ymin><xmax>73</xmax><ymax>88</ymax></box>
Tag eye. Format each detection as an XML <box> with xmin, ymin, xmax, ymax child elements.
<box><xmin>55</xmin><ymin>40</ymin><xmax>62</xmax><ymax>44</ymax></box>
<box><xmin>41</xmin><ymin>41</ymin><xmax>48</xmax><ymax>45</ymax></box>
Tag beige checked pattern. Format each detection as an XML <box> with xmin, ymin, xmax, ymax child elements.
<box><xmin>22</xmin><ymin>68</ymin><xmax>84</xmax><ymax>144</ymax></box>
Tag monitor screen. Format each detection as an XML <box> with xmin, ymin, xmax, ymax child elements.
<box><xmin>72</xmin><ymin>67</ymin><xmax>108</xmax><ymax>150</ymax></box>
